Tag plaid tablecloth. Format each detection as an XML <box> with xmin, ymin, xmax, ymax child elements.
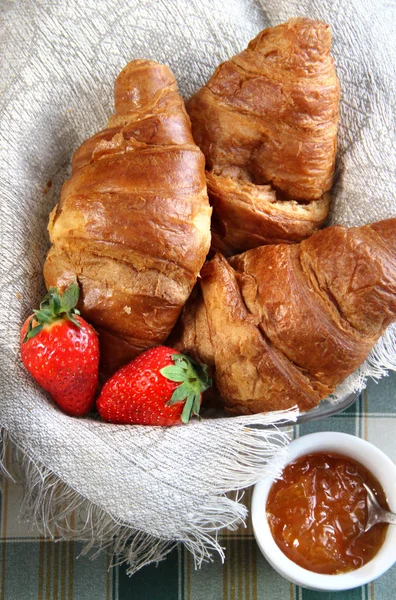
<box><xmin>1</xmin><ymin>371</ymin><xmax>395</xmax><ymax>600</ymax></box>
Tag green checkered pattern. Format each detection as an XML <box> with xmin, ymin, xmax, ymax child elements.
<box><xmin>1</xmin><ymin>372</ymin><xmax>395</xmax><ymax>600</ymax></box>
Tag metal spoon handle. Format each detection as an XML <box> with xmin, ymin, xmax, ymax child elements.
<box><xmin>364</xmin><ymin>482</ymin><xmax>396</xmax><ymax>531</ymax></box>
<box><xmin>366</xmin><ymin>508</ymin><xmax>396</xmax><ymax>531</ymax></box>
<box><xmin>364</xmin><ymin>507</ymin><xmax>396</xmax><ymax>531</ymax></box>
<box><xmin>378</xmin><ymin>510</ymin><xmax>396</xmax><ymax>526</ymax></box>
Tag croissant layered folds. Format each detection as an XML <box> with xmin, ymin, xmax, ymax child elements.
<box><xmin>174</xmin><ymin>219</ymin><xmax>396</xmax><ymax>414</ymax></box>
<box><xmin>187</xmin><ymin>18</ymin><xmax>340</xmax><ymax>255</ymax></box>
<box><xmin>44</xmin><ymin>60</ymin><xmax>211</xmax><ymax>373</ymax></box>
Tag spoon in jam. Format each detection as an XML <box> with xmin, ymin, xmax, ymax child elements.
<box><xmin>364</xmin><ymin>482</ymin><xmax>396</xmax><ymax>532</ymax></box>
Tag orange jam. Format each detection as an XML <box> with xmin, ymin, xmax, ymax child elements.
<box><xmin>266</xmin><ymin>452</ymin><xmax>389</xmax><ymax>574</ymax></box>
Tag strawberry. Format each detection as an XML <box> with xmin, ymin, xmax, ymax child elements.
<box><xmin>20</xmin><ymin>281</ymin><xmax>99</xmax><ymax>416</ymax></box>
<box><xmin>96</xmin><ymin>346</ymin><xmax>211</xmax><ymax>426</ymax></box>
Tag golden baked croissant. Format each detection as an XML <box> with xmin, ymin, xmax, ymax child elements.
<box><xmin>187</xmin><ymin>18</ymin><xmax>340</xmax><ymax>255</ymax></box>
<box><xmin>173</xmin><ymin>219</ymin><xmax>396</xmax><ymax>414</ymax></box>
<box><xmin>44</xmin><ymin>60</ymin><xmax>211</xmax><ymax>373</ymax></box>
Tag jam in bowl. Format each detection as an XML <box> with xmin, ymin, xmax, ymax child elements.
<box><xmin>251</xmin><ymin>432</ymin><xmax>396</xmax><ymax>591</ymax></box>
<box><xmin>266</xmin><ymin>451</ymin><xmax>389</xmax><ymax>574</ymax></box>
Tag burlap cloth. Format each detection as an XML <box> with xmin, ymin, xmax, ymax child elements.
<box><xmin>1</xmin><ymin>0</ymin><xmax>395</xmax><ymax>573</ymax></box>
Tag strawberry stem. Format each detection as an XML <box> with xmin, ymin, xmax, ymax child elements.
<box><xmin>23</xmin><ymin>280</ymin><xmax>82</xmax><ymax>343</ymax></box>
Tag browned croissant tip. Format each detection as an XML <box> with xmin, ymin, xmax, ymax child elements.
<box><xmin>247</xmin><ymin>17</ymin><xmax>332</xmax><ymax>60</ymax></box>
<box><xmin>116</xmin><ymin>59</ymin><xmax>175</xmax><ymax>83</ymax></box>
<box><xmin>114</xmin><ymin>59</ymin><xmax>177</xmax><ymax>115</ymax></box>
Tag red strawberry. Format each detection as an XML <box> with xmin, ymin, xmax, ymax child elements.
<box><xmin>20</xmin><ymin>281</ymin><xmax>99</xmax><ymax>416</ymax></box>
<box><xmin>96</xmin><ymin>346</ymin><xmax>211</xmax><ymax>426</ymax></box>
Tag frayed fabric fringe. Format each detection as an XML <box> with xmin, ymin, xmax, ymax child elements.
<box><xmin>0</xmin><ymin>427</ymin><xmax>190</xmax><ymax>573</ymax></box>
<box><xmin>328</xmin><ymin>323</ymin><xmax>396</xmax><ymax>402</ymax></box>
<box><xmin>0</xmin><ymin>412</ymin><xmax>296</xmax><ymax>575</ymax></box>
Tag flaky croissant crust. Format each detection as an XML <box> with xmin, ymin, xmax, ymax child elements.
<box><xmin>173</xmin><ymin>219</ymin><xmax>396</xmax><ymax>415</ymax></box>
<box><xmin>187</xmin><ymin>18</ymin><xmax>340</xmax><ymax>255</ymax></box>
<box><xmin>44</xmin><ymin>60</ymin><xmax>211</xmax><ymax>373</ymax></box>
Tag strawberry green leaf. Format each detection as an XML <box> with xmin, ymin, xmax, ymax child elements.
<box><xmin>172</xmin><ymin>354</ymin><xmax>211</xmax><ymax>388</ymax></box>
<box><xmin>49</xmin><ymin>292</ymin><xmax>61</xmax><ymax>315</ymax></box>
<box><xmin>193</xmin><ymin>393</ymin><xmax>201</xmax><ymax>416</ymax></box>
<box><xmin>166</xmin><ymin>383</ymin><xmax>189</xmax><ymax>405</ymax></box>
<box><xmin>22</xmin><ymin>316</ymin><xmax>35</xmax><ymax>343</ymax></box>
<box><xmin>181</xmin><ymin>392</ymin><xmax>196</xmax><ymax>424</ymax></box>
<box><xmin>60</xmin><ymin>281</ymin><xmax>79</xmax><ymax>312</ymax></box>
<box><xmin>22</xmin><ymin>280</ymin><xmax>83</xmax><ymax>341</ymax></box>
<box><xmin>172</xmin><ymin>355</ymin><xmax>189</xmax><ymax>368</ymax></box>
<box><xmin>160</xmin><ymin>366</ymin><xmax>188</xmax><ymax>382</ymax></box>
<box><xmin>33</xmin><ymin>308</ymin><xmax>53</xmax><ymax>323</ymax></box>
<box><xmin>25</xmin><ymin>323</ymin><xmax>43</xmax><ymax>340</ymax></box>
<box><xmin>67</xmin><ymin>313</ymin><xmax>82</xmax><ymax>329</ymax></box>
<box><xmin>178</xmin><ymin>390</ymin><xmax>200</xmax><ymax>422</ymax></box>
<box><xmin>39</xmin><ymin>294</ymin><xmax>50</xmax><ymax>309</ymax></box>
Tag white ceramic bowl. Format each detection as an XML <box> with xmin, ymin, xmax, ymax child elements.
<box><xmin>251</xmin><ymin>432</ymin><xmax>396</xmax><ymax>591</ymax></box>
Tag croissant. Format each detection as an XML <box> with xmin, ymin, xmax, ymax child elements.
<box><xmin>187</xmin><ymin>18</ymin><xmax>340</xmax><ymax>255</ymax></box>
<box><xmin>44</xmin><ymin>60</ymin><xmax>211</xmax><ymax>373</ymax></box>
<box><xmin>173</xmin><ymin>218</ymin><xmax>396</xmax><ymax>414</ymax></box>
